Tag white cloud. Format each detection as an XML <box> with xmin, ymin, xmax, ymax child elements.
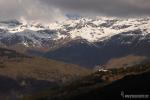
<box><xmin>0</xmin><ymin>0</ymin><xmax>66</xmax><ymax>23</ymax></box>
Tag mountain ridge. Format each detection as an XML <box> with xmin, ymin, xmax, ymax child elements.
<box><xmin>1</xmin><ymin>17</ymin><xmax>150</xmax><ymax>68</ymax></box>
<box><xmin>0</xmin><ymin>17</ymin><xmax>150</xmax><ymax>48</ymax></box>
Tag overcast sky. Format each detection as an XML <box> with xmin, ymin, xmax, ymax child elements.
<box><xmin>0</xmin><ymin>0</ymin><xmax>150</xmax><ymax>22</ymax></box>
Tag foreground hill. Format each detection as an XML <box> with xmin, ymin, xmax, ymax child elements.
<box><xmin>66</xmin><ymin>69</ymin><xmax>150</xmax><ymax>100</ymax></box>
<box><xmin>0</xmin><ymin>47</ymin><xmax>91</xmax><ymax>99</ymax></box>
<box><xmin>24</xmin><ymin>62</ymin><xmax>150</xmax><ymax>100</ymax></box>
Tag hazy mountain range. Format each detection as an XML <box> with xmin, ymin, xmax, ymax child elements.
<box><xmin>0</xmin><ymin>17</ymin><xmax>150</xmax><ymax>68</ymax></box>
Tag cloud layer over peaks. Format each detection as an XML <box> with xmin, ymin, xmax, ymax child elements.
<box><xmin>42</xmin><ymin>0</ymin><xmax>150</xmax><ymax>16</ymax></box>
<box><xmin>1</xmin><ymin>0</ymin><xmax>150</xmax><ymax>22</ymax></box>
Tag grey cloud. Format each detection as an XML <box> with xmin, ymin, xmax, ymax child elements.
<box><xmin>0</xmin><ymin>0</ymin><xmax>22</xmax><ymax>20</ymax></box>
<box><xmin>42</xmin><ymin>0</ymin><xmax>150</xmax><ymax>17</ymax></box>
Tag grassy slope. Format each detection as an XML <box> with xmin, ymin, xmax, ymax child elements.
<box><xmin>104</xmin><ymin>55</ymin><xmax>147</xmax><ymax>69</ymax></box>
<box><xmin>0</xmin><ymin>47</ymin><xmax>91</xmax><ymax>82</ymax></box>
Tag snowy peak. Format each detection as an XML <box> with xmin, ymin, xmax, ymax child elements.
<box><xmin>66</xmin><ymin>17</ymin><xmax>150</xmax><ymax>42</ymax></box>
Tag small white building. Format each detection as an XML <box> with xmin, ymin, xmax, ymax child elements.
<box><xmin>98</xmin><ymin>69</ymin><xmax>108</xmax><ymax>72</ymax></box>
<box><xmin>94</xmin><ymin>65</ymin><xmax>108</xmax><ymax>72</ymax></box>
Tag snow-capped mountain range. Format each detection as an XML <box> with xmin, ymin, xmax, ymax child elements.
<box><xmin>0</xmin><ymin>17</ymin><xmax>150</xmax><ymax>67</ymax></box>
<box><xmin>0</xmin><ymin>17</ymin><xmax>150</xmax><ymax>48</ymax></box>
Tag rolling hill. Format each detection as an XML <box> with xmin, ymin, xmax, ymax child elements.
<box><xmin>0</xmin><ymin>47</ymin><xmax>91</xmax><ymax>100</ymax></box>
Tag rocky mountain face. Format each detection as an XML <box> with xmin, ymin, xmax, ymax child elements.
<box><xmin>0</xmin><ymin>17</ymin><xmax>150</xmax><ymax>68</ymax></box>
